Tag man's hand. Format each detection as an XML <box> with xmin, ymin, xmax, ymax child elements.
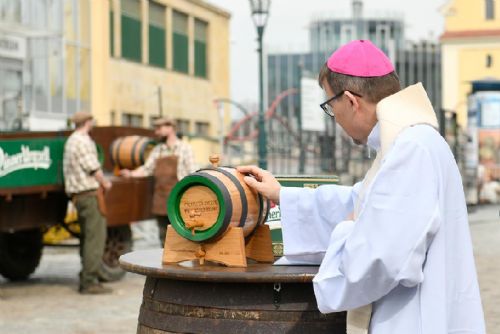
<box><xmin>236</xmin><ymin>165</ymin><xmax>281</xmax><ymax>204</ymax></box>
<box><xmin>120</xmin><ymin>169</ymin><xmax>132</xmax><ymax>178</ymax></box>
<box><xmin>102</xmin><ymin>179</ymin><xmax>112</xmax><ymax>191</ymax></box>
<box><xmin>120</xmin><ymin>168</ymin><xmax>146</xmax><ymax>178</ymax></box>
<box><xmin>94</xmin><ymin>169</ymin><xmax>112</xmax><ymax>191</ymax></box>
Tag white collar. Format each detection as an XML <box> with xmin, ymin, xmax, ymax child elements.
<box><xmin>366</xmin><ymin>122</ymin><xmax>381</xmax><ymax>152</ymax></box>
<box><xmin>376</xmin><ymin>83</ymin><xmax>438</xmax><ymax>156</ymax></box>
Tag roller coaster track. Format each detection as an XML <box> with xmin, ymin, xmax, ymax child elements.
<box><xmin>219</xmin><ymin>88</ymin><xmax>300</xmax><ymax>144</ymax></box>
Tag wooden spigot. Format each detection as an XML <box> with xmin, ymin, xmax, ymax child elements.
<box><xmin>209</xmin><ymin>154</ymin><xmax>220</xmax><ymax>167</ymax></box>
<box><xmin>195</xmin><ymin>245</ymin><xmax>206</xmax><ymax>265</ymax></box>
<box><xmin>185</xmin><ymin>208</ymin><xmax>204</xmax><ymax>235</ymax></box>
<box><xmin>185</xmin><ymin>218</ymin><xmax>205</xmax><ymax>235</ymax></box>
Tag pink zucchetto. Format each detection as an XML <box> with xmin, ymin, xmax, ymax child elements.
<box><xmin>327</xmin><ymin>40</ymin><xmax>394</xmax><ymax>77</ymax></box>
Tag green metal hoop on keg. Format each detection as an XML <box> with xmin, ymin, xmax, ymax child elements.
<box><xmin>167</xmin><ymin>173</ymin><xmax>232</xmax><ymax>242</ymax></box>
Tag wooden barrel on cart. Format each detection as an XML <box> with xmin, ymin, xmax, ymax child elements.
<box><xmin>167</xmin><ymin>166</ymin><xmax>270</xmax><ymax>243</ymax></box>
<box><xmin>110</xmin><ymin>136</ymin><xmax>155</xmax><ymax>169</ymax></box>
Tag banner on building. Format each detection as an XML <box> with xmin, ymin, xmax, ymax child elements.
<box><xmin>0</xmin><ymin>35</ymin><xmax>26</xmax><ymax>59</ymax></box>
<box><xmin>300</xmin><ymin>77</ymin><xmax>326</xmax><ymax>132</ymax></box>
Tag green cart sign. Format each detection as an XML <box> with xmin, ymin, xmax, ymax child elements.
<box><xmin>0</xmin><ymin>138</ymin><xmax>66</xmax><ymax>188</ymax></box>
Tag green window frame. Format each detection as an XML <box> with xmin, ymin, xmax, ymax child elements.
<box><xmin>148</xmin><ymin>1</ymin><xmax>166</xmax><ymax>68</ymax></box>
<box><xmin>121</xmin><ymin>113</ymin><xmax>143</xmax><ymax>127</ymax></box>
<box><xmin>195</xmin><ymin>121</ymin><xmax>209</xmax><ymax>136</ymax></box>
<box><xmin>175</xmin><ymin>119</ymin><xmax>190</xmax><ymax>135</ymax></box>
<box><xmin>194</xmin><ymin>19</ymin><xmax>208</xmax><ymax>78</ymax></box>
<box><xmin>121</xmin><ymin>0</ymin><xmax>142</xmax><ymax>62</ymax></box>
<box><xmin>485</xmin><ymin>0</ymin><xmax>495</xmax><ymax>20</ymax></box>
<box><xmin>109</xmin><ymin>2</ymin><xmax>114</xmax><ymax>56</ymax></box>
<box><xmin>172</xmin><ymin>10</ymin><xmax>188</xmax><ymax>73</ymax></box>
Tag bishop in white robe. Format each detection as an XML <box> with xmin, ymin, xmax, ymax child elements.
<box><xmin>239</xmin><ymin>40</ymin><xmax>485</xmax><ymax>334</ymax></box>
<box><xmin>279</xmin><ymin>83</ymin><xmax>485</xmax><ymax>333</ymax></box>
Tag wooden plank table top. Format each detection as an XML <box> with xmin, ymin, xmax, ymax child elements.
<box><xmin>120</xmin><ymin>249</ymin><xmax>320</xmax><ymax>283</ymax></box>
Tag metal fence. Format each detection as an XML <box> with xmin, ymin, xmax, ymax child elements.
<box><xmin>224</xmin><ymin>41</ymin><xmax>450</xmax><ymax>184</ymax></box>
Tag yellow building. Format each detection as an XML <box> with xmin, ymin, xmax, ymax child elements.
<box><xmin>2</xmin><ymin>0</ymin><xmax>230</xmax><ymax>151</ymax></box>
<box><xmin>89</xmin><ymin>0</ymin><xmax>231</xmax><ymax>166</ymax></box>
<box><xmin>441</xmin><ymin>0</ymin><xmax>500</xmax><ymax>127</ymax></box>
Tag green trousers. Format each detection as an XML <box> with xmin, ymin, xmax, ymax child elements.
<box><xmin>74</xmin><ymin>195</ymin><xmax>107</xmax><ymax>289</ymax></box>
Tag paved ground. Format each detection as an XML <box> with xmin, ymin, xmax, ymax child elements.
<box><xmin>0</xmin><ymin>221</ymin><xmax>160</xmax><ymax>334</ymax></box>
<box><xmin>468</xmin><ymin>204</ymin><xmax>500</xmax><ymax>333</ymax></box>
<box><xmin>0</xmin><ymin>206</ymin><xmax>499</xmax><ymax>333</ymax></box>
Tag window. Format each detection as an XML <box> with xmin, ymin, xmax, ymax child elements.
<box><xmin>149</xmin><ymin>115</ymin><xmax>169</xmax><ymax>128</ymax></box>
<box><xmin>175</xmin><ymin>119</ymin><xmax>190</xmax><ymax>135</ymax></box>
<box><xmin>0</xmin><ymin>0</ymin><xmax>21</xmax><ymax>23</ymax></box>
<box><xmin>195</xmin><ymin>121</ymin><xmax>209</xmax><ymax>136</ymax></box>
<box><xmin>150</xmin><ymin>116</ymin><xmax>158</xmax><ymax>128</ymax></box>
<box><xmin>486</xmin><ymin>54</ymin><xmax>493</xmax><ymax>67</ymax></box>
<box><xmin>486</xmin><ymin>0</ymin><xmax>495</xmax><ymax>20</ymax></box>
<box><xmin>149</xmin><ymin>1</ymin><xmax>166</xmax><ymax>68</ymax></box>
<box><xmin>194</xmin><ymin>19</ymin><xmax>208</xmax><ymax>78</ymax></box>
<box><xmin>122</xmin><ymin>113</ymin><xmax>143</xmax><ymax>127</ymax></box>
<box><xmin>0</xmin><ymin>67</ymin><xmax>22</xmax><ymax>130</ymax></box>
<box><xmin>340</xmin><ymin>24</ymin><xmax>353</xmax><ymax>45</ymax></box>
<box><xmin>121</xmin><ymin>0</ymin><xmax>142</xmax><ymax>62</ymax></box>
<box><xmin>173</xmin><ymin>10</ymin><xmax>188</xmax><ymax>73</ymax></box>
<box><xmin>63</xmin><ymin>1</ymin><xmax>90</xmax><ymax>116</ymax></box>
<box><xmin>109</xmin><ymin>0</ymin><xmax>114</xmax><ymax>56</ymax></box>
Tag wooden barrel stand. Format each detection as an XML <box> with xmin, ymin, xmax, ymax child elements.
<box><xmin>120</xmin><ymin>250</ymin><xmax>346</xmax><ymax>334</ymax></box>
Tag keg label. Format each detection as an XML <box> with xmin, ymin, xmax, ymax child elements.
<box><xmin>179</xmin><ymin>186</ymin><xmax>220</xmax><ymax>229</ymax></box>
<box><xmin>182</xmin><ymin>200</ymin><xmax>219</xmax><ymax>215</ymax></box>
<box><xmin>266</xmin><ymin>202</ymin><xmax>281</xmax><ymax>222</ymax></box>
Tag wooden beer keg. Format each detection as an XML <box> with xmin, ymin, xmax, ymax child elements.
<box><xmin>168</xmin><ymin>157</ymin><xmax>270</xmax><ymax>243</ymax></box>
<box><xmin>110</xmin><ymin>136</ymin><xmax>155</xmax><ymax>169</ymax></box>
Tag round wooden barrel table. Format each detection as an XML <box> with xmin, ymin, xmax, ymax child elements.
<box><xmin>120</xmin><ymin>249</ymin><xmax>346</xmax><ymax>334</ymax></box>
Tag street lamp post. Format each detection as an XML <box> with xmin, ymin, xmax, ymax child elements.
<box><xmin>249</xmin><ymin>0</ymin><xmax>271</xmax><ymax>169</ymax></box>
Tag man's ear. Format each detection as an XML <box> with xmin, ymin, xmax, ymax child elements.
<box><xmin>344</xmin><ymin>91</ymin><xmax>360</xmax><ymax>111</ymax></box>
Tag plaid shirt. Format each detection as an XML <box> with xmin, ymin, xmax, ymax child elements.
<box><xmin>63</xmin><ymin>132</ymin><xmax>101</xmax><ymax>194</ymax></box>
<box><xmin>139</xmin><ymin>140</ymin><xmax>196</xmax><ymax>180</ymax></box>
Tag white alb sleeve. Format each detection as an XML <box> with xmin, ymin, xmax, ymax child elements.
<box><xmin>313</xmin><ymin>139</ymin><xmax>440</xmax><ymax>313</ymax></box>
<box><xmin>279</xmin><ymin>183</ymin><xmax>360</xmax><ymax>260</ymax></box>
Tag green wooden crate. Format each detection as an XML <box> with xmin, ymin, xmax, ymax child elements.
<box><xmin>266</xmin><ymin>175</ymin><xmax>339</xmax><ymax>257</ymax></box>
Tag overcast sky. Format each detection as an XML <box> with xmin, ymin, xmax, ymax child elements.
<box><xmin>206</xmin><ymin>0</ymin><xmax>447</xmax><ymax>104</ymax></box>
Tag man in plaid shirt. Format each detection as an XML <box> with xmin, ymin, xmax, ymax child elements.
<box><xmin>121</xmin><ymin>117</ymin><xmax>196</xmax><ymax>243</ymax></box>
<box><xmin>63</xmin><ymin>111</ymin><xmax>113</xmax><ymax>295</ymax></box>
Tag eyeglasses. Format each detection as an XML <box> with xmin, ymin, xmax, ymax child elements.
<box><xmin>320</xmin><ymin>90</ymin><xmax>362</xmax><ymax>117</ymax></box>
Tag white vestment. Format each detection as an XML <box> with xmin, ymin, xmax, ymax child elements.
<box><xmin>278</xmin><ymin>83</ymin><xmax>485</xmax><ymax>333</ymax></box>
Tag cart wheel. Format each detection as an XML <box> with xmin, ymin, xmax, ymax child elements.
<box><xmin>99</xmin><ymin>225</ymin><xmax>132</xmax><ymax>282</ymax></box>
<box><xmin>0</xmin><ymin>229</ymin><xmax>43</xmax><ymax>281</ymax></box>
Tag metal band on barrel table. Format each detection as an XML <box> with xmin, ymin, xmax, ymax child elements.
<box><xmin>120</xmin><ymin>249</ymin><xmax>346</xmax><ymax>333</ymax></box>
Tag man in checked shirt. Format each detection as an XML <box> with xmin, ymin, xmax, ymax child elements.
<box><xmin>120</xmin><ymin>117</ymin><xmax>196</xmax><ymax>244</ymax></box>
<box><xmin>63</xmin><ymin>111</ymin><xmax>113</xmax><ymax>294</ymax></box>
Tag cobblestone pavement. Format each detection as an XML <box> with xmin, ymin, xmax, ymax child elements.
<box><xmin>0</xmin><ymin>220</ymin><xmax>161</xmax><ymax>334</ymax></box>
<box><xmin>468</xmin><ymin>204</ymin><xmax>500</xmax><ymax>333</ymax></box>
<box><xmin>0</xmin><ymin>207</ymin><xmax>499</xmax><ymax>333</ymax></box>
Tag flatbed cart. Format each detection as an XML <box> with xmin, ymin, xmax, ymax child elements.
<box><xmin>0</xmin><ymin>126</ymin><xmax>155</xmax><ymax>281</ymax></box>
